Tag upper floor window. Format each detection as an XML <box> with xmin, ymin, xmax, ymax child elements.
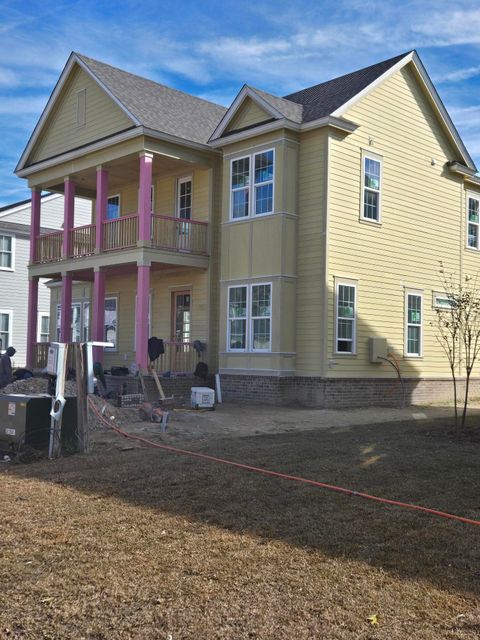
<box><xmin>467</xmin><ymin>195</ymin><xmax>480</xmax><ymax>249</ymax></box>
<box><xmin>177</xmin><ymin>177</ymin><xmax>192</xmax><ymax>219</ymax></box>
<box><xmin>230</xmin><ymin>149</ymin><xmax>274</xmax><ymax>219</ymax></box>
<box><xmin>0</xmin><ymin>234</ymin><xmax>13</xmax><ymax>270</ymax></box>
<box><xmin>335</xmin><ymin>281</ymin><xmax>356</xmax><ymax>354</ymax></box>
<box><xmin>107</xmin><ymin>195</ymin><xmax>120</xmax><ymax>220</ymax></box>
<box><xmin>405</xmin><ymin>291</ymin><xmax>422</xmax><ymax>357</ymax></box>
<box><xmin>361</xmin><ymin>153</ymin><xmax>382</xmax><ymax>222</ymax></box>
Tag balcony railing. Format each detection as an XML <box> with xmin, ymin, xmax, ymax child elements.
<box><xmin>36</xmin><ymin>231</ymin><xmax>63</xmax><ymax>264</ymax></box>
<box><xmin>103</xmin><ymin>214</ymin><xmax>138</xmax><ymax>251</ymax></box>
<box><xmin>32</xmin><ymin>342</ymin><xmax>75</xmax><ymax>370</ymax></box>
<box><xmin>152</xmin><ymin>215</ymin><xmax>208</xmax><ymax>254</ymax></box>
<box><xmin>151</xmin><ymin>341</ymin><xmax>203</xmax><ymax>374</ymax></box>
<box><xmin>70</xmin><ymin>224</ymin><xmax>96</xmax><ymax>258</ymax></box>
<box><xmin>32</xmin><ymin>213</ymin><xmax>208</xmax><ymax>264</ymax></box>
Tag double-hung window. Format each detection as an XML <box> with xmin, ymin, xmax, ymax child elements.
<box><xmin>405</xmin><ymin>291</ymin><xmax>422</xmax><ymax>357</ymax></box>
<box><xmin>335</xmin><ymin>282</ymin><xmax>356</xmax><ymax>354</ymax></box>
<box><xmin>38</xmin><ymin>313</ymin><xmax>50</xmax><ymax>343</ymax></box>
<box><xmin>467</xmin><ymin>195</ymin><xmax>480</xmax><ymax>249</ymax></box>
<box><xmin>0</xmin><ymin>311</ymin><xmax>12</xmax><ymax>352</ymax></box>
<box><xmin>0</xmin><ymin>234</ymin><xmax>13</xmax><ymax>270</ymax></box>
<box><xmin>231</xmin><ymin>149</ymin><xmax>274</xmax><ymax>219</ymax></box>
<box><xmin>361</xmin><ymin>153</ymin><xmax>382</xmax><ymax>222</ymax></box>
<box><xmin>228</xmin><ymin>283</ymin><xmax>272</xmax><ymax>351</ymax></box>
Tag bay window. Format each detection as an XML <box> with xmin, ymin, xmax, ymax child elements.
<box><xmin>228</xmin><ymin>283</ymin><xmax>272</xmax><ymax>351</ymax></box>
<box><xmin>230</xmin><ymin>149</ymin><xmax>274</xmax><ymax>219</ymax></box>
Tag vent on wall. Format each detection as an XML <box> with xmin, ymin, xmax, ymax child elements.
<box><xmin>76</xmin><ymin>89</ymin><xmax>86</xmax><ymax>127</ymax></box>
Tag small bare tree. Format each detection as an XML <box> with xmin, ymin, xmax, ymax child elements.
<box><xmin>433</xmin><ymin>264</ymin><xmax>480</xmax><ymax>434</ymax></box>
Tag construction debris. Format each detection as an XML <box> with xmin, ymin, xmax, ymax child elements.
<box><xmin>1</xmin><ymin>377</ymin><xmax>77</xmax><ymax>396</ymax></box>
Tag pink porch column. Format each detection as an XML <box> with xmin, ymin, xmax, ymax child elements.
<box><xmin>92</xmin><ymin>268</ymin><xmax>106</xmax><ymax>362</ymax></box>
<box><xmin>62</xmin><ymin>178</ymin><xmax>75</xmax><ymax>258</ymax></box>
<box><xmin>26</xmin><ymin>277</ymin><xmax>39</xmax><ymax>367</ymax></box>
<box><xmin>29</xmin><ymin>188</ymin><xmax>41</xmax><ymax>264</ymax></box>
<box><xmin>60</xmin><ymin>274</ymin><xmax>73</xmax><ymax>342</ymax></box>
<box><xmin>135</xmin><ymin>263</ymin><xmax>151</xmax><ymax>371</ymax></box>
<box><xmin>95</xmin><ymin>167</ymin><xmax>108</xmax><ymax>252</ymax></box>
<box><xmin>138</xmin><ymin>152</ymin><xmax>153</xmax><ymax>243</ymax></box>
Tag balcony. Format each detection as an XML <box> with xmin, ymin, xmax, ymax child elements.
<box><xmin>33</xmin><ymin>214</ymin><xmax>209</xmax><ymax>265</ymax></box>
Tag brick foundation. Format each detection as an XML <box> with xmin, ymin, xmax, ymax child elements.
<box><xmin>105</xmin><ymin>374</ymin><xmax>215</xmax><ymax>403</ymax></box>
<box><xmin>220</xmin><ymin>375</ymin><xmax>480</xmax><ymax>408</ymax></box>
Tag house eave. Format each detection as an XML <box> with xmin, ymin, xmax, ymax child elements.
<box><xmin>208</xmin><ymin>115</ymin><xmax>358</xmax><ymax>148</ymax></box>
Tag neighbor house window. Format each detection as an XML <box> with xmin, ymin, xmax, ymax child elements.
<box><xmin>228</xmin><ymin>286</ymin><xmax>247</xmax><ymax>350</ymax></box>
<box><xmin>105</xmin><ymin>297</ymin><xmax>117</xmax><ymax>350</ymax></box>
<box><xmin>0</xmin><ymin>234</ymin><xmax>13</xmax><ymax>269</ymax></box>
<box><xmin>335</xmin><ymin>282</ymin><xmax>356</xmax><ymax>354</ymax></box>
<box><xmin>56</xmin><ymin>301</ymin><xmax>89</xmax><ymax>342</ymax></box>
<box><xmin>405</xmin><ymin>291</ymin><xmax>422</xmax><ymax>356</ymax></box>
<box><xmin>467</xmin><ymin>196</ymin><xmax>480</xmax><ymax>249</ymax></box>
<box><xmin>230</xmin><ymin>149</ymin><xmax>274</xmax><ymax>219</ymax></box>
<box><xmin>0</xmin><ymin>311</ymin><xmax>12</xmax><ymax>352</ymax></box>
<box><xmin>227</xmin><ymin>283</ymin><xmax>272</xmax><ymax>351</ymax></box>
<box><xmin>177</xmin><ymin>177</ymin><xmax>192</xmax><ymax>219</ymax></box>
<box><xmin>38</xmin><ymin>313</ymin><xmax>50</xmax><ymax>342</ymax></box>
<box><xmin>107</xmin><ymin>195</ymin><xmax>120</xmax><ymax>220</ymax></box>
<box><xmin>361</xmin><ymin>153</ymin><xmax>382</xmax><ymax>222</ymax></box>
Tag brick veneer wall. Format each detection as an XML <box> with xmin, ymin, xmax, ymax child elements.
<box><xmin>220</xmin><ymin>375</ymin><xmax>480</xmax><ymax>408</ymax></box>
<box><xmin>105</xmin><ymin>374</ymin><xmax>215</xmax><ymax>402</ymax></box>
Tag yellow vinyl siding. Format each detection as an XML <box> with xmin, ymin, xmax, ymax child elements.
<box><xmin>295</xmin><ymin>129</ymin><xmax>328</xmax><ymax>375</ymax></box>
<box><xmin>327</xmin><ymin>63</ymin><xmax>470</xmax><ymax>378</ymax></box>
<box><xmin>30</xmin><ymin>64</ymin><xmax>133</xmax><ymax>164</ymax></box>
<box><xmin>225</xmin><ymin>97</ymin><xmax>272</xmax><ymax>133</ymax></box>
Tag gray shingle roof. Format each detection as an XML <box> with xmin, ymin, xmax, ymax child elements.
<box><xmin>0</xmin><ymin>220</ymin><xmax>57</xmax><ymax>236</ymax></box>
<box><xmin>248</xmin><ymin>86</ymin><xmax>303</xmax><ymax>124</ymax></box>
<box><xmin>76</xmin><ymin>53</ymin><xmax>227</xmax><ymax>145</ymax></box>
<box><xmin>283</xmin><ymin>52</ymin><xmax>412</xmax><ymax>122</ymax></box>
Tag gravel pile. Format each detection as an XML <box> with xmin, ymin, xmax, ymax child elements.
<box><xmin>1</xmin><ymin>377</ymin><xmax>77</xmax><ymax>395</ymax></box>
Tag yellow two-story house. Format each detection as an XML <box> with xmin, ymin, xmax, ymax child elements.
<box><xmin>16</xmin><ymin>50</ymin><xmax>480</xmax><ymax>406</ymax></box>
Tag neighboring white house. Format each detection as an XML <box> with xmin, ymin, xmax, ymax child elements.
<box><xmin>0</xmin><ymin>193</ymin><xmax>91</xmax><ymax>366</ymax></box>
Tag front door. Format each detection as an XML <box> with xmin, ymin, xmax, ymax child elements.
<box><xmin>171</xmin><ymin>291</ymin><xmax>191</xmax><ymax>372</ymax></box>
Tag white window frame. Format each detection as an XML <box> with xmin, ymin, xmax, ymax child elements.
<box><xmin>466</xmin><ymin>192</ymin><xmax>480</xmax><ymax>251</ymax></box>
<box><xmin>229</xmin><ymin>148</ymin><xmax>275</xmax><ymax>220</ymax></box>
<box><xmin>250</xmin><ymin>283</ymin><xmax>272</xmax><ymax>352</ymax></box>
<box><xmin>37</xmin><ymin>312</ymin><xmax>50</xmax><ymax>343</ymax></box>
<box><xmin>404</xmin><ymin>290</ymin><xmax>423</xmax><ymax>357</ymax></box>
<box><xmin>56</xmin><ymin>300</ymin><xmax>89</xmax><ymax>342</ymax></box>
<box><xmin>0</xmin><ymin>233</ymin><xmax>15</xmax><ymax>271</ymax></box>
<box><xmin>226</xmin><ymin>282</ymin><xmax>272</xmax><ymax>352</ymax></box>
<box><xmin>0</xmin><ymin>310</ymin><xmax>12</xmax><ymax>353</ymax></box>
<box><xmin>227</xmin><ymin>284</ymin><xmax>248</xmax><ymax>352</ymax></box>
<box><xmin>433</xmin><ymin>292</ymin><xmax>455</xmax><ymax>310</ymax></box>
<box><xmin>334</xmin><ymin>280</ymin><xmax>357</xmax><ymax>355</ymax></box>
<box><xmin>361</xmin><ymin>150</ymin><xmax>382</xmax><ymax>223</ymax></box>
<box><xmin>104</xmin><ymin>296</ymin><xmax>118</xmax><ymax>352</ymax></box>
<box><xmin>176</xmin><ymin>176</ymin><xmax>193</xmax><ymax>219</ymax></box>
<box><xmin>107</xmin><ymin>194</ymin><xmax>121</xmax><ymax>220</ymax></box>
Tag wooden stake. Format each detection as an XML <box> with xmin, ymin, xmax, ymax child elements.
<box><xmin>75</xmin><ymin>343</ymin><xmax>89</xmax><ymax>453</ymax></box>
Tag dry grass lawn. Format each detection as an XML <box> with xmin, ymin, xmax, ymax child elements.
<box><xmin>1</xmin><ymin>409</ymin><xmax>480</xmax><ymax>639</ymax></box>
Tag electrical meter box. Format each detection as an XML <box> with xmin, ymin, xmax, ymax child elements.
<box><xmin>47</xmin><ymin>343</ymin><xmax>59</xmax><ymax>374</ymax></box>
<box><xmin>369</xmin><ymin>337</ymin><xmax>388</xmax><ymax>363</ymax></box>
<box><xmin>191</xmin><ymin>387</ymin><xmax>215</xmax><ymax>409</ymax></box>
<box><xmin>0</xmin><ymin>394</ymin><xmax>77</xmax><ymax>450</ymax></box>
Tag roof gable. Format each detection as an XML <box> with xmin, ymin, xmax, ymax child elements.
<box><xmin>224</xmin><ymin>96</ymin><xmax>275</xmax><ymax>134</ymax></box>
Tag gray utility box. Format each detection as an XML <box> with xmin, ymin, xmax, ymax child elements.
<box><xmin>369</xmin><ymin>337</ymin><xmax>388</xmax><ymax>363</ymax></box>
<box><xmin>0</xmin><ymin>394</ymin><xmax>77</xmax><ymax>450</ymax></box>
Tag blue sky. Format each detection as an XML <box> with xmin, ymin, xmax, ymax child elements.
<box><xmin>1</xmin><ymin>0</ymin><xmax>480</xmax><ymax>206</ymax></box>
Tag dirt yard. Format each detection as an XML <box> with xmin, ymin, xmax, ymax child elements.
<box><xmin>1</xmin><ymin>402</ymin><xmax>480</xmax><ymax>639</ymax></box>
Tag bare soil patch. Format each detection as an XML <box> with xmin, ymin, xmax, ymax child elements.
<box><xmin>1</xmin><ymin>404</ymin><xmax>479</xmax><ymax>639</ymax></box>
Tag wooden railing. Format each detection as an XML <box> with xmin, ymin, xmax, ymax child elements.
<box><xmin>151</xmin><ymin>341</ymin><xmax>204</xmax><ymax>374</ymax></box>
<box><xmin>32</xmin><ymin>214</ymin><xmax>209</xmax><ymax>264</ymax></box>
<box><xmin>152</xmin><ymin>215</ymin><xmax>208</xmax><ymax>255</ymax></box>
<box><xmin>103</xmin><ymin>214</ymin><xmax>138</xmax><ymax>251</ymax></box>
<box><xmin>35</xmin><ymin>231</ymin><xmax>63</xmax><ymax>264</ymax></box>
<box><xmin>32</xmin><ymin>342</ymin><xmax>79</xmax><ymax>371</ymax></box>
<box><xmin>69</xmin><ymin>224</ymin><xmax>96</xmax><ymax>258</ymax></box>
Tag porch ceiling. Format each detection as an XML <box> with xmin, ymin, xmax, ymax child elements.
<box><xmin>47</xmin><ymin>152</ymin><xmax>202</xmax><ymax>198</ymax></box>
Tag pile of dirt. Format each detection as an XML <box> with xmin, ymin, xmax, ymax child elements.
<box><xmin>1</xmin><ymin>377</ymin><xmax>78</xmax><ymax>395</ymax></box>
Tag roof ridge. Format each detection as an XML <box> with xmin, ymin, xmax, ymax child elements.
<box><xmin>283</xmin><ymin>51</ymin><xmax>414</xmax><ymax>100</ymax></box>
<box><xmin>75</xmin><ymin>52</ymin><xmax>226</xmax><ymax>111</ymax></box>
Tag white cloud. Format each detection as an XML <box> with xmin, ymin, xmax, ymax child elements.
<box><xmin>0</xmin><ymin>95</ymin><xmax>49</xmax><ymax>116</ymax></box>
<box><xmin>438</xmin><ymin>66</ymin><xmax>480</xmax><ymax>83</ymax></box>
